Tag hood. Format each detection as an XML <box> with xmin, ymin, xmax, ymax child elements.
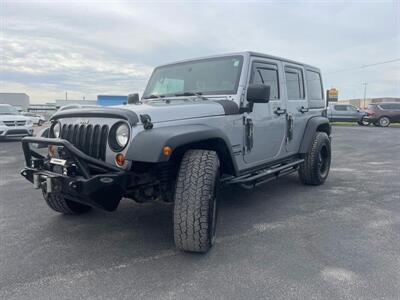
<box><xmin>116</xmin><ymin>99</ymin><xmax>227</xmax><ymax>123</ymax></box>
<box><xmin>50</xmin><ymin>98</ymin><xmax>238</xmax><ymax>125</ymax></box>
<box><xmin>0</xmin><ymin>114</ymin><xmax>30</xmax><ymax>122</ymax></box>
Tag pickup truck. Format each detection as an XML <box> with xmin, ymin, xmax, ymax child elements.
<box><xmin>327</xmin><ymin>103</ymin><xmax>368</xmax><ymax>125</ymax></box>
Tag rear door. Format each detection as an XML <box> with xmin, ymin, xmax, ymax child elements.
<box><xmin>393</xmin><ymin>103</ymin><xmax>400</xmax><ymax>121</ymax></box>
<box><xmin>332</xmin><ymin>105</ymin><xmax>348</xmax><ymax>121</ymax></box>
<box><xmin>283</xmin><ymin>64</ymin><xmax>309</xmax><ymax>154</ymax></box>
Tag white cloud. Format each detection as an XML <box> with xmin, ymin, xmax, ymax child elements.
<box><xmin>1</xmin><ymin>0</ymin><xmax>399</xmax><ymax>103</ymax></box>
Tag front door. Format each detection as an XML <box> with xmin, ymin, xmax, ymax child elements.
<box><xmin>243</xmin><ymin>60</ymin><xmax>287</xmax><ymax>165</ymax></box>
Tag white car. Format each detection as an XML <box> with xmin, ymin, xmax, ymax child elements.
<box><xmin>22</xmin><ymin>112</ymin><xmax>46</xmax><ymax>126</ymax></box>
<box><xmin>0</xmin><ymin>104</ymin><xmax>34</xmax><ymax>139</ymax></box>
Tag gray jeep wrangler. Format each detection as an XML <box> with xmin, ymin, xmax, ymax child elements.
<box><xmin>21</xmin><ymin>52</ymin><xmax>331</xmax><ymax>253</ymax></box>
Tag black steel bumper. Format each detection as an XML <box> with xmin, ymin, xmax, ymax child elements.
<box><xmin>21</xmin><ymin>136</ymin><xmax>129</xmax><ymax>211</ymax></box>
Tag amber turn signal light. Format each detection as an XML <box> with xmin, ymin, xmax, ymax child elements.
<box><xmin>115</xmin><ymin>153</ymin><xmax>125</xmax><ymax>166</ymax></box>
<box><xmin>163</xmin><ymin>146</ymin><xmax>172</xmax><ymax>156</ymax></box>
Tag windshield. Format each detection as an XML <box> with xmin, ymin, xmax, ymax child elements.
<box><xmin>143</xmin><ymin>56</ymin><xmax>243</xmax><ymax>99</ymax></box>
<box><xmin>0</xmin><ymin>106</ymin><xmax>19</xmax><ymax>115</ymax></box>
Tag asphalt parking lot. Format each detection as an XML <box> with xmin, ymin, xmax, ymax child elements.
<box><xmin>0</xmin><ymin>126</ymin><xmax>399</xmax><ymax>300</ymax></box>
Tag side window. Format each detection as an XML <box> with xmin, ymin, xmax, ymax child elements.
<box><xmin>306</xmin><ymin>70</ymin><xmax>323</xmax><ymax>100</ymax></box>
<box><xmin>348</xmin><ymin>105</ymin><xmax>358</xmax><ymax>111</ymax></box>
<box><xmin>250</xmin><ymin>63</ymin><xmax>279</xmax><ymax>100</ymax></box>
<box><xmin>334</xmin><ymin>105</ymin><xmax>347</xmax><ymax>111</ymax></box>
<box><xmin>394</xmin><ymin>104</ymin><xmax>400</xmax><ymax>110</ymax></box>
<box><xmin>285</xmin><ymin>67</ymin><xmax>305</xmax><ymax>100</ymax></box>
<box><xmin>379</xmin><ymin>104</ymin><xmax>390</xmax><ymax>110</ymax></box>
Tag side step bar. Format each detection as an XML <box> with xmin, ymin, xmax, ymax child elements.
<box><xmin>224</xmin><ymin>159</ymin><xmax>304</xmax><ymax>189</ymax></box>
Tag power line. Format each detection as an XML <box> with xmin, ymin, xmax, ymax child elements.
<box><xmin>325</xmin><ymin>58</ymin><xmax>400</xmax><ymax>75</ymax></box>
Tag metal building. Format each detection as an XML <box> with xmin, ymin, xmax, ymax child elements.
<box><xmin>0</xmin><ymin>93</ymin><xmax>30</xmax><ymax>109</ymax></box>
<box><xmin>55</xmin><ymin>99</ymin><xmax>97</xmax><ymax>108</ymax></box>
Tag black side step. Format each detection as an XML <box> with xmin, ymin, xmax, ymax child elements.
<box><xmin>224</xmin><ymin>159</ymin><xmax>304</xmax><ymax>188</ymax></box>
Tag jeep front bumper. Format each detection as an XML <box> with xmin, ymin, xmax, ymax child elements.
<box><xmin>21</xmin><ymin>136</ymin><xmax>130</xmax><ymax>211</ymax></box>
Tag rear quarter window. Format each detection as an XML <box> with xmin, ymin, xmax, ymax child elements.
<box><xmin>306</xmin><ymin>70</ymin><xmax>323</xmax><ymax>100</ymax></box>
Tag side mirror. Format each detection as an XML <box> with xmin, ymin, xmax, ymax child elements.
<box><xmin>247</xmin><ymin>84</ymin><xmax>270</xmax><ymax>104</ymax></box>
<box><xmin>127</xmin><ymin>93</ymin><xmax>140</xmax><ymax>104</ymax></box>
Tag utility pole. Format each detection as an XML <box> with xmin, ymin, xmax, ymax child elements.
<box><xmin>362</xmin><ymin>83</ymin><xmax>367</xmax><ymax>108</ymax></box>
<box><xmin>65</xmin><ymin>92</ymin><xmax>68</xmax><ymax>101</ymax></box>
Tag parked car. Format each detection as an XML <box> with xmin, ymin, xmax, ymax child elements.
<box><xmin>20</xmin><ymin>52</ymin><xmax>331</xmax><ymax>253</ymax></box>
<box><xmin>22</xmin><ymin>112</ymin><xmax>46</xmax><ymax>126</ymax></box>
<box><xmin>327</xmin><ymin>103</ymin><xmax>368</xmax><ymax>125</ymax></box>
<box><xmin>0</xmin><ymin>104</ymin><xmax>33</xmax><ymax>139</ymax></box>
<box><xmin>363</xmin><ymin>103</ymin><xmax>400</xmax><ymax>127</ymax></box>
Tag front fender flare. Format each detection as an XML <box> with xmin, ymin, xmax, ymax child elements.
<box><xmin>126</xmin><ymin>124</ymin><xmax>235</xmax><ymax>163</ymax></box>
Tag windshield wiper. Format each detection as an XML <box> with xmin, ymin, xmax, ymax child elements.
<box><xmin>174</xmin><ymin>92</ymin><xmax>203</xmax><ymax>97</ymax></box>
<box><xmin>143</xmin><ymin>94</ymin><xmax>166</xmax><ymax>99</ymax></box>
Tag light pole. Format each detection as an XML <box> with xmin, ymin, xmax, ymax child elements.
<box><xmin>362</xmin><ymin>83</ymin><xmax>367</xmax><ymax>108</ymax></box>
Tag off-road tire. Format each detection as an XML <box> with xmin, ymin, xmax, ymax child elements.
<box><xmin>38</xmin><ymin>120</ymin><xmax>43</xmax><ymax>126</ymax></box>
<box><xmin>299</xmin><ymin>132</ymin><xmax>331</xmax><ymax>186</ymax></box>
<box><xmin>43</xmin><ymin>191</ymin><xmax>91</xmax><ymax>215</ymax></box>
<box><xmin>173</xmin><ymin>149</ymin><xmax>220</xmax><ymax>253</ymax></box>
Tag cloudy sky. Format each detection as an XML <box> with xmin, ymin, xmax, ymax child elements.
<box><xmin>1</xmin><ymin>0</ymin><xmax>399</xmax><ymax>103</ymax></box>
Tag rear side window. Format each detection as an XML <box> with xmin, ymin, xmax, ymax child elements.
<box><xmin>250</xmin><ymin>63</ymin><xmax>279</xmax><ymax>100</ymax></box>
<box><xmin>334</xmin><ymin>105</ymin><xmax>347</xmax><ymax>111</ymax></box>
<box><xmin>285</xmin><ymin>67</ymin><xmax>305</xmax><ymax>99</ymax></box>
<box><xmin>306</xmin><ymin>70</ymin><xmax>323</xmax><ymax>100</ymax></box>
<box><xmin>380</xmin><ymin>103</ymin><xmax>400</xmax><ymax>110</ymax></box>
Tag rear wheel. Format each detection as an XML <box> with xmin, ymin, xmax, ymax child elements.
<box><xmin>378</xmin><ymin>116</ymin><xmax>390</xmax><ymax>127</ymax></box>
<box><xmin>42</xmin><ymin>189</ymin><xmax>91</xmax><ymax>215</ymax></box>
<box><xmin>173</xmin><ymin>149</ymin><xmax>220</xmax><ymax>253</ymax></box>
<box><xmin>299</xmin><ymin>132</ymin><xmax>331</xmax><ymax>186</ymax></box>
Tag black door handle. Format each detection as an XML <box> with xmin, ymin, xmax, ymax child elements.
<box><xmin>299</xmin><ymin>106</ymin><xmax>309</xmax><ymax>113</ymax></box>
<box><xmin>274</xmin><ymin>108</ymin><xmax>287</xmax><ymax>116</ymax></box>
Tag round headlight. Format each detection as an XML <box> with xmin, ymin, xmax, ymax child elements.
<box><xmin>52</xmin><ymin>122</ymin><xmax>61</xmax><ymax>138</ymax></box>
<box><xmin>115</xmin><ymin>123</ymin><xmax>129</xmax><ymax>148</ymax></box>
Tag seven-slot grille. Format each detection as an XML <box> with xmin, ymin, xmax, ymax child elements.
<box><xmin>4</xmin><ymin>120</ymin><xmax>26</xmax><ymax>126</ymax></box>
<box><xmin>60</xmin><ymin>123</ymin><xmax>109</xmax><ymax>161</ymax></box>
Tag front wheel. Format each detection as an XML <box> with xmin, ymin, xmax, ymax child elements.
<box><xmin>43</xmin><ymin>189</ymin><xmax>91</xmax><ymax>215</ymax></box>
<box><xmin>299</xmin><ymin>132</ymin><xmax>331</xmax><ymax>186</ymax></box>
<box><xmin>378</xmin><ymin>116</ymin><xmax>390</xmax><ymax>127</ymax></box>
<box><xmin>173</xmin><ymin>149</ymin><xmax>220</xmax><ymax>253</ymax></box>
<box><xmin>358</xmin><ymin>117</ymin><xmax>370</xmax><ymax>126</ymax></box>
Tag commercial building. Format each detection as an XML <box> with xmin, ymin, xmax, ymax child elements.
<box><xmin>0</xmin><ymin>93</ymin><xmax>30</xmax><ymax>109</ymax></box>
<box><xmin>338</xmin><ymin>97</ymin><xmax>400</xmax><ymax>108</ymax></box>
<box><xmin>55</xmin><ymin>99</ymin><xmax>97</xmax><ymax>108</ymax></box>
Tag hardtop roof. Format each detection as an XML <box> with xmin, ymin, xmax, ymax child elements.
<box><xmin>156</xmin><ymin>51</ymin><xmax>320</xmax><ymax>72</ymax></box>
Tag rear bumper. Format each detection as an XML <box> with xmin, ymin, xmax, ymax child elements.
<box><xmin>21</xmin><ymin>136</ymin><xmax>129</xmax><ymax>211</ymax></box>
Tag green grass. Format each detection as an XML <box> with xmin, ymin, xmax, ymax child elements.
<box><xmin>332</xmin><ymin>122</ymin><xmax>400</xmax><ymax>128</ymax></box>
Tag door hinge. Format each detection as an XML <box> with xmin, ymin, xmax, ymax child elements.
<box><xmin>286</xmin><ymin>114</ymin><xmax>294</xmax><ymax>142</ymax></box>
<box><xmin>244</xmin><ymin>116</ymin><xmax>254</xmax><ymax>152</ymax></box>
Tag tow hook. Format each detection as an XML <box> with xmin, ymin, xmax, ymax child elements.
<box><xmin>32</xmin><ymin>174</ymin><xmax>54</xmax><ymax>193</ymax></box>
